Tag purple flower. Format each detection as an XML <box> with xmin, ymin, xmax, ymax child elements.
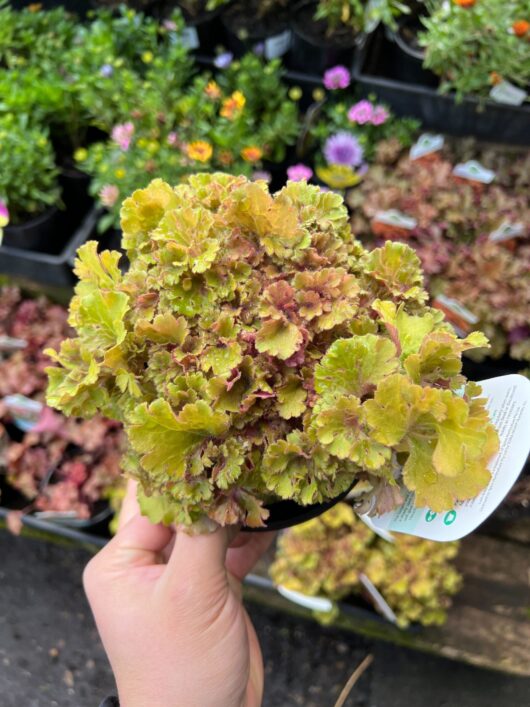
<box><xmin>0</xmin><ymin>199</ymin><xmax>9</xmax><ymax>227</ymax></box>
<box><xmin>214</xmin><ymin>52</ymin><xmax>234</xmax><ymax>69</ymax></box>
<box><xmin>163</xmin><ymin>19</ymin><xmax>177</xmax><ymax>31</ymax></box>
<box><xmin>167</xmin><ymin>132</ymin><xmax>179</xmax><ymax>146</ymax></box>
<box><xmin>323</xmin><ymin>65</ymin><xmax>351</xmax><ymax>90</ymax></box>
<box><xmin>253</xmin><ymin>42</ymin><xmax>265</xmax><ymax>57</ymax></box>
<box><xmin>99</xmin><ymin>185</ymin><xmax>120</xmax><ymax>208</ymax></box>
<box><xmin>111</xmin><ymin>122</ymin><xmax>135</xmax><ymax>151</ymax></box>
<box><xmin>100</xmin><ymin>64</ymin><xmax>114</xmax><ymax>78</ymax></box>
<box><xmin>287</xmin><ymin>163</ymin><xmax>313</xmax><ymax>182</ymax></box>
<box><xmin>251</xmin><ymin>170</ymin><xmax>272</xmax><ymax>183</ymax></box>
<box><xmin>371</xmin><ymin>105</ymin><xmax>390</xmax><ymax>126</ymax></box>
<box><xmin>324</xmin><ymin>132</ymin><xmax>364</xmax><ymax>167</ymax></box>
<box><xmin>348</xmin><ymin>100</ymin><xmax>374</xmax><ymax>125</ymax></box>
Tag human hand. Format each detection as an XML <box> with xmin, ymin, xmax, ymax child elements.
<box><xmin>84</xmin><ymin>480</ymin><xmax>275</xmax><ymax>707</ymax></box>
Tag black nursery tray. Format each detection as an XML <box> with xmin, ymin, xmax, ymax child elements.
<box><xmin>0</xmin><ymin>208</ymin><xmax>99</xmax><ymax>288</ymax></box>
<box><xmin>353</xmin><ymin>30</ymin><xmax>530</xmax><ymax>147</ymax></box>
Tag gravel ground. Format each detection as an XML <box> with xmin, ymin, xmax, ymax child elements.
<box><xmin>0</xmin><ymin>531</ymin><xmax>529</xmax><ymax>707</ymax></box>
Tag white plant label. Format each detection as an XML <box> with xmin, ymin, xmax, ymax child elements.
<box><xmin>277</xmin><ymin>585</ymin><xmax>334</xmax><ymax>613</ymax></box>
<box><xmin>453</xmin><ymin>160</ymin><xmax>496</xmax><ymax>184</ymax></box>
<box><xmin>373</xmin><ymin>210</ymin><xmax>417</xmax><ymax>230</ymax></box>
<box><xmin>3</xmin><ymin>394</ymin><xmax>43</xmax><ymax>432</ymax></box>
<box><xmin>264</xmin><ymin>30</ymin><xmax>292</xmax><ymax>60</ymax></box>
<box><xmin>410</xmin><ymin>133</ymin><xmax>445</xmax><ymax>160</ymax></box>
<box><xmin>0</xmin><ymin>335</ymin><xmax>27</xmax><ymax>352</ymax></box>
<box><xmin>358</xmin><ymin>513</ymin><xmax>395</xmax><ymax>543</ymax></box>
<box><xmin>489</xmin><ymin>81</ymin><xmax>528</xmax><ymax>106</ymax></box>
<box><xmin>359</xmin><ymin>574</ymin><xmax>398</xmax><ymax>624</ymax></box>
<box><xmin>366</xmin><ymin>375</ymin><xmax>530</xmax><ymax>542</ymax></box>
<box><xmin>489</xmin><ymin>220</ymin><xmax>526</xmax><ymax>243</ymax></box>
<box><xmin>180</xmin><ymin>26</ymin><xmax>200</xmax><ymax>50</ymax></box>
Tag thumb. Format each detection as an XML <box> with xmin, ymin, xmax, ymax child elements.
<box><xmin>165</xmin><ymin>525</ymin><xmax>232</xmax><ymax>585</ymax></box>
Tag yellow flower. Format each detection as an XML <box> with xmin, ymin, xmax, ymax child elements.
<box><xmin>147</xmin><ymin>140</ymin><xmax>160</xmax><ymax>154</ymax></box>
<box><xmin>289</xmin><ymin>86</ymin><xmax>303</xmax><ymax>101</ymax></box>
<box><xmin>186</xmin><ymin>141</ymin><xmax>213</xmax><ymax>162</ymax></box>
<box><xmin>218</xmin><ymin>150</ymin><xmax>234</xmax><ymax>166</ymax></box>
<box><xmin>142</xmin><ymin>51</ymin><xmax>154</xmax><ymax>64</ymax></box>
<box><xmin>313</xmin><ymin>88</ymin><xmax>325</xmax><ymax>102</ymax></box>
<box><xmin>27</xmin><ymin>3</ymin><xmax>42</xmax><ymax>11</ymax></box>
<box><xmin>220</xmin><ymin>91</ymin><xmax>246</xmax><ymax>120</ymax></box>
<box><xmin>137</xmin><ymin>138</ymin><xmax>148</xmax><ymax>149</ymax></box>
<box><xmin>205</xmin><ymin>81</ymin><xmax>221</xmax><ymax>100</ymax></box>
<box><xmin>241</xmin><ymin>146</ymin><xmax>263</xmax><ymax>163</ymax></box>
<box><xmin>74</xmin><ymin>148</ymin><xmax>88</xmax><ymax>162</ymax></box>
<box><xmin>316</xmin><ymin>164</ymin><xmax>361</xmax><ymax>190</ymax></box>
<box><xmin>114</xmin><ymin>168</ymin><xmax>126</xmax><ymax>179</ymax></box>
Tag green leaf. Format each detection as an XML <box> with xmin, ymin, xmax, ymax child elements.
<box><xmin>277</xmin><ymin>375</ymin><xmax>307</xmax><ymax>419</ymax></box>
<box><xmin>315</xmin><ymin>334</ymin><xmax>398</xmax><ymax>398</ymax></box>
<box><xmin>128</xmin><ymin>399</ymin><xmax>229</xmax><ymax>479</ymax></box>
<box><xmin>76</xmin><ymin>290</ymin><xmax>129</xmax><ymax>351</ymax></box>
<box><xmin>136</xmin><ymin>312</ymin><xmax>188</xmax><ymax>345</ymax></box>
<box><xmin>255</xmin><ymin>318</ymin><xmax>303</xmax><ymax>360</ymax></box>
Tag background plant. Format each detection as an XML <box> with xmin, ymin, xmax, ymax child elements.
<box><xmin>315</xmin><ymin>0</ymin><xmax>412</xmax><ymax>35</ymax></box>
<box><xmin>420</xmin><ymin>0</ymin><xmax>530</xmax><ymax>100</ymax></box>
<box><xmin>270</xmin><ymin>503</ymin><xmax>462</xmax><ymax>628</ymax></box>
<box><xmin>0</xmin><ymin>115</ymin><xmax>60</xmax><ymax>223</ymax></box>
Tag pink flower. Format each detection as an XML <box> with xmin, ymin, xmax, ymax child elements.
<box><xmin>287</xmin><ymin>164</ymin><xmax>313</xmax><ymax>182</ymax></box>
<box><xmin>111</xmin><ymin>122</ymin><xmax>135</xmax><ymax>151</ymax></box>
<box><xmin>167</xmin><ymin>132</ymin><xmax>179</xmax><ymax>146</ymax></box>
<box><xmin>0</xmin><ymin>199</ymin><xmax>9</xmax><ymax>227</ymax></box>
<box><xmin>323</xmin><ymin>65</ymin><xmax>351</xmax><ymax>90</ymax></box>
<box><xmin>347</xmin><ymin>100</ymin><xmax>374</xmax><ymax>125</ymax></box>
<box><xmin>371</xmin><ymin>105</ymin><xmax>390</xmax><ymax>125</ymax></box>
<box><xmin>99</xmin><ymin>185</ymin><xmax>120</xmax><ymax>208</ymax></box>
<box><xmin>251</xmin><ymin>170</ymin><xmax>272</xmax><ymax>183</ymax></box>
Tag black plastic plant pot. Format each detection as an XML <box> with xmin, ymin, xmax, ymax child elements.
<box><xmin>288</xmin><ymin>0</ymin><xmax>357</xmax><ymax>75</ymax></box>
<box><xmin>179</xmin><ymin>5</ymin><xmax>227</xmax><ymax>55</ymax></box>
<box><xmin>387</xmin><ymin>18</ymin><xmax>438</xmax><ymax>88</ymax></box>
<box><xmin>0</xmin><ymin>207</ymin><xmax>99</xmax><ymax>288</ymax></box>
<box><xmin>243</xmin><ymin>483</ymin><xmax>355</xmax><ymax>533</ymax></box>
<box><xmin>2</xmin><ymin>208</ymin><xmax>62</xmax><ymax>254</ymax></box>
<box><xmin>353</xmin><ymin>29</ymin><xmax>530</xmax><ymax>146</ymax></box>
<box><xmin>221</xmin><ymin>3</ymin><xmax>292</xmax><ymax>60</ymax></box>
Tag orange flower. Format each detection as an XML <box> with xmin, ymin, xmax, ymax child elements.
<box><xmin>186</xmin><ymin>141</ymin><xmax>213</xmax><ymax>162</ymax></box>
<box><xmin>204</xmin><ymin>81</ymin><xmax>221</xmax><ymax>100</ymax></box>
<box><xmin>220</xmin><ymin>91</ymin><xmax>246</xmax><ymax>120</ymax></box>
<box><xmin>489</xmin><ymin>71</ymin><xmax>503</xmax><ymax>85</ymax></box>
<box><xmin>241</xmin><ymin>146</ymin><xmax>263</xmax><ymax>163</ymax></box>
<box><xmin>453</xmin><ymin>0</ymin><xmax>476</xmax><ymax>6</ymax></box>
<box><xmin>513</xmin><ymin>20</ymin><xmax>530</xmax><ymax>37</ymax></box>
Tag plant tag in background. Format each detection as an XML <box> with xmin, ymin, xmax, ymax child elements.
<box><xmin>489</xmin><ymin>221</ymin><xmax>526</xmax><ymax>243</ymax></box>
<box><xmin>432</xmin><ymin>294</ymin><xmax>479</xmax><ymax>337</ymax></box>
<box><xmin>264</xmin><ymin>30</ymin><xmax>292</xmax><ymax>60</ymax></box>
<box><xmin>359</xmin><ymin>574</ymin><xmax>397</xmax><ymax>624</ymax></box>
<box><xmin>0</xmin><ymin>335</ymin><xmax>27</xmax><ymax>352</ymax></box>
<box><xmin>489</xmin><ymin>81</ymin><xmax>528</xmax><ymax>106</ymax></box>
<box><xmin>179</xmin><ymin>26</ymin><xmax>200</xmax><ymax>50</ymax></box>
<box><xmin>410</xmin><ymin>133</ymin><xmax>444</xmax><ymax>160</ymax></box>
<box><xmin>277</xmin><ymin>585</ymin><xmax>334</xmax><ymax>613</ymax></box>
<box><xmin>452</xmin><ymin>160</ymin><xmax>496</xmax><ymax>184</ymax></box>
<box><xmin>373</xmin><ymin>210</ymin><xmax>417</xmax><ymax>230</ymax></box>
<box><xmin>3</xmin><ymin>394</ymin><xmax>43</xmax><ymax>432</ymax></box>
<box><xmin>365</xmin><ymin>375</ymin><xmax>530</xmax><ymax>542</ymax></box>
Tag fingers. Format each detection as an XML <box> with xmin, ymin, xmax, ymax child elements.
<box><xmin>117</xmin><ymin>479</ymin><xmax>141</xmax><ymax>531</ymax></box>
<box><xmin>165</xmin><ymin>524</ymin><xmax>231</xmax><ymax>584</ymax></box>
<box><xmin>226</xmin><ymin>532</ymin><xmax>276</xmax><ymax>582</ymax></box>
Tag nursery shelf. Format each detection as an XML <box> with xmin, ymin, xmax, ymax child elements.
<box><xmin>1</xmin><ymin>513</ymin><xmax>529</xmax><ymax>677</ymax></box>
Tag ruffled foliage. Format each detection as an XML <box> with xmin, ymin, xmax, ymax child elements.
<box><xmin>46</xmin><ymin>174</ymin><xmax>498</xmax><ymax>528</ymax></box>
<box><xmin>270</xmin><ymin>503</ymin><xmax>462</xmax><ymax>628</ymax></box>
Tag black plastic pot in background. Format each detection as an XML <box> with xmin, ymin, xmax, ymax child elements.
<box><xmin>353</xmin><ymin>28</ymin><xmax>530</xmax><ymax>147</ymax></box>
<box><xmin>288</xmin><ymin>0</ymin><xmax>357</xmax><ymax>76</ymax></box>
<box><xmin>387</xmin><ymin>16</ymin><xmax>437</xmax><ymax>88</ymax></box>
<box><xmin>243</xmin><ymin>482</ymin><xmax>355</xmax><ymax>533</ymax></box>
<box><xmin>176</xmin><ymin>3</ymin><xmax>227</xmax><ymax>55</ymax></box>
<box><xmin>221</xmin><ymin>2</ymin><xmax>292</xmax><ymax>60</ymax></box>
<box><xmin>2</xmin><ymin>208</ymin><xmax>62</xmax><ymax>254</ymax></box>
<box><xmin>59</xmin><ymin>167</ymin><xmax>93</xmax><ymax>231</ymax></box>
<box><xmin>0</xmin><ymin>207</ymin><xmax>99</xmax><ymax>288</ymax></box>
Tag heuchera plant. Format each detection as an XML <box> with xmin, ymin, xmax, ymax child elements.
<box><xmin>46</xmin><ymin>174</ymin><xmax>498</xmax><ymax>529</ymax></box>
<box><xmin>270</xmin><ymin>503</ymin><xmax>462</xmax><ymax>628</ymax></box>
